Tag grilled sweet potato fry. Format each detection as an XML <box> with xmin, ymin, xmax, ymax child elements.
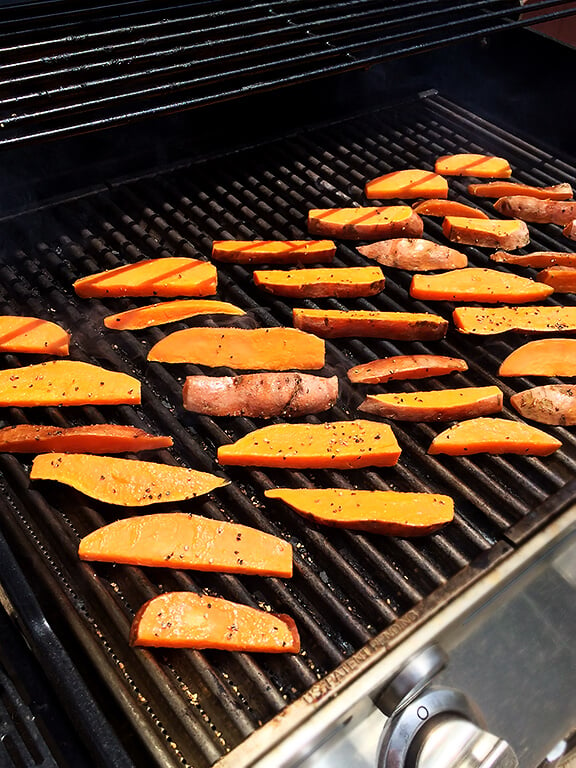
<box><xmin>0</xmin><ymin>424</ymin><xmax>172</xmax><ymax>454</ymax></box>
<box><xmin>0</xmin><ymin>316</ymin><xmax>69</xmax><ymax>356</ymax></box>
<box><xmin>307</xmin><ymin>206</ymin><xmax>423</xmax><ymax>240</ymax></box>
<box><xmin>412</xmin><ymin>199</ymin><xmax>489</xmax><ymax>219</ymax></box>
<box><xmin>494</xmin><ymin>196</ymin><xmax>576</xmax><ymax>225</ymax></box>
<box><xmin>563</xmin><ymin>220</ymin><xmax>576</xmax><ymax>240</ymax></box>
<box><xmin>347</xmin><ymin>354</ymin><xmax>468</xmax><ymax>384</ymax></box>
<box><xmin>469</xmin><ymin>181</ymin><xmax>573</xmax><ymax>200</ymax></box>
<box><xmin>365</xmin><ymin>169</ymin><xmax>448</xmax><ymax>200</ymax></box>
<box><xmin>442</xmin><ymin>216</ymin><xmax>530</xmax><ymax>249</ymax></box>
<box><xmin>428</xmin><ymin>417</ymin><xmax>561</xmax><ymax>456</ymax></box>
<box><xmin>293</xmin><ymin>308</ymin><xmax>448</xmax><ymax>340</ymax></box>
<box><xmin>510</xmin><ymin>385</ymin><xmax>576</xmax><ymax>426</ymax></box>
<box><xmin>410</xmin><ymin>267</ymin><xmax>553</xmax><ymax>303</ymax></box>
<box><xmin>183</xmin><ymin>372</ymin><xmax>338</xmax><ymax>417</ymax></box>
<box><xmin>358</xmin><ymin>386</ymin><xmax>503</xmax><ymax>422</ymax></box>
<box><xmin>435</xmin><ymin>154</ymin><xmax>512</xmax><ymax>178</ymax></box>
<box><xmin>103</xmin><ymin>299</ymin><xmax>245</xmax><ymax>330</ymax></box>
<box><xmin>535</xmin><ymin>266</ymin><xmax>576</xmax><ymax>293</ymax></box>
<box><xmin>490</xmin><ymin>250</ymin><xmax>576</xmax><ymax>268</ymax></box>
<box><xmin>499</xmin><ymin>338</ymin><xmax>576</xmax><ymax>377</ymax></box>
<box><xmin>252</xmin><ymin>266</ymin><xmax>385</xmax><ymax>298</ymax></box>
<box><xmin>453</xmin><ymin>306</ymin><xmax>576</xmax><ymax>335</ymax></box>
<box><xmin>211</xmin><ymin>240</ymin><xmax>336</xmax><ymax>265</ymax></box>
<box><xmin>357</xmin><ymin>238</ymin><xmax>467</xmax><ymax>271</ymax></box>
<box><xmin>265</xmin><ymin>488</ymin><xmax>454</xmax><ymax>536</ymax></box>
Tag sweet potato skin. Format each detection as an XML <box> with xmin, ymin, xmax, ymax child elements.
<box><xmin>410</xmin><ymin>267</ymin><xmax>553</xmax><ymax>303</ymax></box>
<box><xmin>442</xmin><ymin>216</ymin><xmax>530</xmax><ymax>250</ymax></box>
<box><xmin>252</xmin><ymin>266</ymin><xmax>385</xmax><ymax>298</ymax></box>
<box><xmin>428</xmin><ymin>417</ymin><xmax>562</xmax><ymax>456</ymax></box>
<box><xmin>183</xmin><ymin>373</ymin><xmax>338</xmax><ymax>418</ymax></box>
<box><xmin>499</xmin><ymin>338</ymin><xmax>576</xmax><ymax>377</ymax></box>
<box><xmin>211</xmin><ymin>240</ymin><xmax>336</xmax><ymax>264</ymax></box>
<box><xmin>469</xmin><ymin>181</ymin><xmax>573</xmax><ymax>200</ymax></box>
<box><xmin>347</xmin><ymin>355</ymin><xmax>468</xmax><ymax>384</ymax></box>
<box><xmin>307</xmin><ymin>207</ymin><xmax>423</xmax><ymax>240</ymax></box>
<box><xmin>494</xmin><ymin>196</ymin><xmax>576</xmax><ymax>225</ymax></box>
<box><xmin>293</xmin><ymin>309</ymin><xmax>448</xmax><ymax>341</ymax></box>
<box><xmin>491</xmin><ymin>250</ymin><xmax>576</xmax><ymax>268</ymax></box>
<box><xmin>0</xmin><ymin>424</ymin><xmax>172</xmax><ymax>454</ymax></box>
<box><xmin>357</xmin><ymin>238</ymin><xmax>467</xmax><ymax>271</ymax></box>
<box><xmin>564</xmin><ymin>221</ymin><xmax>576</xmax><ymax>240</ymax></box>
<box><xmin>358</xmin><ymin>386</ymin><xmax>503</xmax><ymax>422</ymax></box>
<box><xmin>510</xmin><ymin>385</ymin><xmax>576</xmax><ymax>426</ymax></box>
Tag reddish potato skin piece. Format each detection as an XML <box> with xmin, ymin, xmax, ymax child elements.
<box><xmin>469</xmin><ymin>181</ymin><xmax>573</xmax><ymax>200</ymax></box>
<box><xmin>307</xmin><ymin>207</ymin><xmax>423</xmax><ymax>240</ymax></box>
<box><xmin>510</xmin><ymin>385</ymin><xmax>576</xmax><ymax>426</ymax></box>
<box><xmin>347</xmin><ymin>355</ymin><xmax>468</xmax><ymax>384</ymax></box>
<box><xmin>293</xmin><ymin>309</ymin><xmax>448</xmax><ymax>341</ymax></box>
<box><xmin>183</xmin><ymin>373</ymin><xmax>338</xmax><ymax>418</ymax></box>
<box><xmin>442</xmin><ymin>216</ymin><xmax>530</xmax><ymax>250</ymax></box>
<box><xmin>358</xmin><ymin>386</ymin><xmax>503</xmax><ymax>422</ymax></box>
<box><xmin>491</xmin><ymin>250</ymin><xmax>576</xmax><ymax>268</ymax></box>
<box><xmin>252</xmin><ymin>266</ymin><xmax>385</xmax><ymax>298</ymax></box>
<box><xmin>428</xmin><ymin>417</ymin><xmax>561</xmax><ymax>456</ymax></box>
<box><xmin>563</xmin><ymin>221</ymin><xmax>576</xmax><ymax>241</ymax></box>
<box><xmin>494</xmin><ymin>196</ymin><xmax>576</xmax><ymax>225</ymax></box>
<box><xmin>0</xmin><ymin>424</ymin><xmax>172</xmax><ymax>454</ymax></box>
<box><xmin>357</xmin><ymin>238</ymin><xmax>467</xmax><ymax>271</ymax></box>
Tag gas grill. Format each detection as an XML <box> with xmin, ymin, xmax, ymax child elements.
<box><xmin>1</xmin><ymin>3</ymin><xmax>576</xmax><ymax>767</ymax></box>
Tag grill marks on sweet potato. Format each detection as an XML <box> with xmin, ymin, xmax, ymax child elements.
<box><xmin>307</xmin><ymin>206</ymin><xmax>423</xmax><ymax>240</ymax></box>
<box><xmin>347</xmin><ymin>355</ymin><xmax>468</xmax><ymax>384</ymax></box>
<box><xmin>293</xmin><ymin>309</ymin><xmax>448</xmax><ymax>341</ymax></box>
<box><xmin>30</xmin><ymin>453</ymin><xmax>228</xmax><ymax>506</ymax></box>
<box><xmin>365</xmin><ymin>169</ymin><xmax>448</xmax><ymax>200</ymax></box>
<box><xmin>435</xmin><ymin>153</ymin><xmax>512</xmax><ymax>178</ymax></box>
<box><xmin>410</xmin><ymin>267</ymin><xmax>553</xmax><ymax>303</ymax></box>
<box><xmin>253</xmin><ymin>266</ymin><xmax>385</xmax><ymax>298</ymax></box>
<box><xmin>265</xmin><ymin>488</ymin><xmax>454</xmax><ymax>536</ymax></box>
<box><xmin>0</xmin><ymin>424</ymin><xmax>172</xmax><ymax>454</ymax></box>
<box><xmin>0</xmin><ymin>316</ymin><xmax>70</xmax><ymax>356</ymax></box>
<box><xmin>452</xmin><ymin>306</ymin><xmax>576</xmax><ymax>335</ymax></box>
<box><xmin>359</xmin><ymin>386</ymin><xmax>503</xmax><ymax>422</ymax></box>
<box><xmin>499</xmin><ymin>339</ymin><xmax>576</xmax><ymax>377</ymax></box>
<box><xmin>357</xmin><ymin>238</ymin><xmax>467</xmax><ymax>271</ymax></box>
<box><xmin>103</xmin><ymin>299</ymin><xmax>245</xmax><ymax>330</ymax></box>
<box><xmin>211</xmin><ymin>240</ymin><xmax>336</xmax><ymax>264</ymax></box>
<box><xmin>442</xmin><ymin>216</ymin><xmax>530</xmax><ymax>250</ymax></box>
<box><xmin>428</xmin><ymin>417</ymin><xmax>562</xmax><ymax>456</ymax></box>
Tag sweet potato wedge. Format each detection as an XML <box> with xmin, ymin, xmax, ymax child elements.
<box><xmin>357</xmin><ymin>238</ymin><xmax>467</xmax><ymax>271</ymax></box>
<box><xmin>499</xmin><ymin>338</ymin><xmax>576</xmax><ymax>377</ymax></box>
<box><xmin>79</xmin><ymin>513</ymin><xmax>292</xmax><ymax>576</ymax></box>
<box><xmin>535</xmin><ymin>266</ymin><xmax>576</xmax><ymax>293</ymax></box>
<box><xmin>74</xmin><ymin>258</ymin><xmax>217</xmax><ymax>298</ymax></box>
<box><xmin>252</xmin><ymin>266</ymin><xmax>385</xmax><ymax>298</ymax></box>
<box><xmin>510</xmin><ymin>385</ymin><xmax>576</xmax><ymax>426</ymax></box>
<box><xmin>434</xmin><ymin>153</ymin><xmax>512</xmax><ymax>178</ymax></box>
<box><xmin>410</xmin><ymin>267</ymin><xmax>553</xmax><ymax>303</ymax></box>
<box><xmin>103</xmin><ymin>299</ymin><xmax>245</xmax><ymax>330</ymax></box>
<box><xmin>0</xmin><ymin>424</ymin><xmax>172</xmax><ymax>454</ymax></box>
<box><xmin>469</xmin><ymin>181</ymin><xmax>573</xmax><ymax>200</ymax></box>
<box><xmin>293</xmin><ymin>308</ymin><xmax>448</xmax><ymax>341</ymax></box>
<box><xmin>307</xmin><ymin>206</ymin><xmax>423</xmax><ymax>240</ymax></box>
<box><xmin>129</xmin><ymin>592</ymin><xmax>300</xmax><ymax>652</ymax></box>
<box><xmin>494</xmin><ymin>196</ymin><xmax>576</xmax><ymax>225</ymax></box>
<box><xmin>183</xmin><ymin>372</ymin><xmax>338</xmax><ymax>418</ymax></box>
<box><xmin>412</xmin><ymin>199</ymin><xmax>489</xmax><ymax>219</ymax></box>
<box><xmin>0</xmin><ymin>316</ymin><xmax>69</xmax><ymax>356</ymax></box>
<box><xmin>428</xmin><ymin>417</ymin><xmax>561</xmax><ymax>456</ymax></box>
<box><xmin>358</xmin><ymin>386</ymin><xmax>503</xmax><ymax>422</ymax></box>
<box><xmin>30</xmin><ymin>453</ymin><xmax>228</xmax><ymax>506</ymax></box>
<box><xmin>564</xmin><ymin>220</ymin><xmax>576</xmax><ymax>240</ymax></box>
<box><xmin>217</xmin><ymin>420</ymin><xmax>401</xmax><ymax>469</ymax></box>
<box><xmin>148</xmin><ymin>327</ymin><xmax>325</xmax><ymax>370</ymax></box>
<box><xmin>347</xmin><ymin>354</ymin><xmax>468</xmax><ymax>384</ymax></box>
<box><xmin>365</xmin><ymin>169</ymin><xmax>448</xmax><ymax>200</ymax></box>
<box><xmin>211</xmin><ymin>240</ymin><xmax>336</xmax><ymax>265</ymax></box>
<box><xmin>490</xmin><ymin>250</ymin><xmax>576</xmax><ymax>268</ymax></box>
<box><xmin>442</xmin><ymin>216</ymin><xmax>530</xmax><ymax>250</ymax></box>
<box><xmin>265</xmin><ymin>488</ymin><xmax>454</xmax><ymax>536</ymax></box>
<box><xmin>453</xmin><ymin>306</ymin><xmax>576</xmax><ymax>335</ymax></box>
<box><xmin>0</xmin><ymin>360</ymin><xmax>140</xmax><ymax>407</ymax></box>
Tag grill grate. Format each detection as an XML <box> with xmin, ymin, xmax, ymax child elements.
<box><xmin>0</xmin><ymin>0</ymin><xmax>575</xmax><ymax>145</ymax></box>
<box><xmin>0</xmin><ymin>90</ymin><xmax>576</xmax><ymax>765</ymax></box>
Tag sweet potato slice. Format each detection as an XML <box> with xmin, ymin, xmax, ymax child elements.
<box><xmin>412</xmin><ymin>199</ymin><xmax>489</xmax><ymax>219</ymax></box>
<box><xmin>434</xmin><ymin>154</ymin><xmax>512</xmax><ymax>178</ymax></box>
<box><xmin>410</xmin><ymin>267</ymin><xmax>553</xmax><ymax>303</ymax></box>
<box><xmin>211</xmin><ymin>240</ymin><xmax>336</xmax><ymax>265</ymax></box>
<box><xmin>30</xmin><ymin>453</ymin><xmax>228</xmax><ymax>506</ymax></box>
<box><xmin>499</xmin><ymin>339</ymin><xmax>576</xmax><ymax>377</ymax></box>
<box><xmin>357</xmin><ymin>238</ymin><xmax>467</xmax><ymax>271</ymax></box>
<box><xmin>469</xmin><ymin>181</ymin><xmax>573</xmax><ymax>200</ymax></box>
<box><xmin>453</xmin><ymin>306</ymin><xmax>576</xmax><ymax>335</ymax></box>
<box><xmin>148</xmin><ymin>327</ymin><xmax>325</xmax><ymax>370</ymax></box>
<box><xmin>252</xmin><ymin>266</ymin><xmax>385</xmax><ymax>298</ymax></box>
<box><xmin>564</xmin><ymin>220</ymin><xmax>576</xmax><ymax>240</ymax></box>
<box><xmin>104</xmin><ymin>299</ymin><xmax>245</xmax><ymax>330</ymax></box>
<box><xmin>74</xmin><ymin>258</ymin><xmax>217</xmax><ymax>298</ymax></box>
<box><xmin>359</xmin><ymin>386</ymin><xmax>503</xmax><ymax>422</ymax></box>
<box><xmin>442</xmin><ymin>216</ymin><xmax>530</xmax><ymax>249</ymax></box>
<box><xmin>535</xmin><ymin>266</ymin><xmax>576</xmax><ymax>293</ymax></box>
<box><xmin>79</xmin><ymin>513</ymin><xmax>292</xmax><ymax>576</ymax></box>
<box><xmin>183</xmin><ymin>372</ymin><xmax>338</xmax><ymax>418</ymax></box>
<box><xmin>307</xmin><ymin>206</ymin><xmax>423</xmax><ymax>240</ymax></box>
<box><xmin>347</xmin><ymin>355</ymin><xmax>468</xmax><ymax>384</ymax></box>
<box><xmin>0</xmin><ymin>360</ymin><xmax>140</xmax><ymax>407</ymax></box>
<box><xmin>428</xmin><ymin>417</ymin><xmax>561</xmax><ymax>456</ymax></box>
<box><xmin>510</xmin><ymin>385</ymin><xmax>576</xmax><ymax>426</ymax></box>
<box><xmin>0</xmin><ymin>424</ymin><xmax>172</xmax><ymax>454</ymax></box>
<box><xmin>217</xmin><ymin>420</ymin><xmax>401</xmax><ymax>469</ymax></box>
<box><xmin>0</xmin><ymin>316</ymin><xmax>69</xmax><ymax>356</ymax></box>
<box><xmin>365</xmin><ymin>169</ymin><xmax>448</xmax><ymax>200</ymax></box>
<box><xmin>494</xmin><ymin>196</ymin><xmax>576</xmax><ymax>225</ymax></box>
<box><xmin>129</xmin><ymin>592</ymin><xmax>300</xmax><ymax>652</ymax></box>
<box><xmin>293</xmin><ymin>309</ymin><xmax>448</xmax><ymax>341</ymax></box>
<box><xmin>265</xmin><ymin>488</ymin><xmax>454</xmax><ymax>536</ymax></box>
<box><xmin>490</xmin><ymin>250</ymin><xmax>576</xmax><ymax>268</ymax></box>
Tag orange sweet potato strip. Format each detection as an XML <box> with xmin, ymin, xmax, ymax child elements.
<box><xmin>74</xmin><ymin>258</ymin><xmax>217</xmax><ymax>298</ymax></box>
<box><xmin>0</xmin><ymin>424</ymin><xmax>172</xmax><ymax>454</ymax></box>
<box><xmin>0</xmin><ymin>360</ymin><xmax>140</xmax><ymax>407</ymax></box>
<box><xmin>428</xmin><ymin>417</ymin><xmax>561</xmax><ymax>456</ymax></box>
<box><xmin>104</xmin><ymin>299</ymin><xmax>245</xmax><ymax>330</ymax></box>
<box><xmin>469</xmin><ymin>181</ymin><xmax>573</xmax><ymax>200</ymax></box>
<box><xmin>412</xmin><ymin>199</ymin><xmax>489</xmax><ymax>219</ymax></box>
<box><xmin>358</xmin><ymin>386</ymin><xmax>503</xmax><ymax>422</ymax></box>
<box><xmin>129</xmin><ymin>592</ymin><xmax>300</xmax><ymax>652</ymax></box>
<box><xmin>499</xmin><ymin>339</ymin><xmax>576</xmax><ymax>377</ymax></box>
<box><xmin>453</xmin><ymin>306</ymin><xmax>576</xmax><ymax>335</ymax></box>
<box><xmin>307</xmin><ymin>206</ymin><xmax>423</xmax><ymax>240</ymax></box>
<box><xmin>265</xmin><ymin>488</ymin><xmax>454</xmax><ymax>536</ymax></box>
<box><xmin>490</xmin><ymin>250</ymin><xmax>576</xmax><ymax>268</ymax></box>
<box><xmin>252</xmin><ymin>266</ymin><xmax>385</xmax><ymax>298</ymax></box>
<box><xmin>211</xmin><ymin>240</ymin><xmax>336</xmax><ymax>264</ymax></box>
<box><xmin>30</xmin><ymin>453</ymin><xmax>228</xmax><ymax>506</ymax></box>
<box><xmin>79</xmin><ymin>513</ymin><xmax>292</xmax><ymax>577</ymax></box>
<box><xmin>442</xmin><ymin>216</ymin><xmax>530</xmax><ymax>250</ymax></box>
<box><xmin>217</xmin><ymin>420</ymin><xmax>401</xmax><ymax>469</ymax></box>
<box><xmin>494</xmin><ymin>196</ymin><xmax>576</xmax><ymax>225</ymax></box>
<box><xmin>535</xmin><ymin>266</ymin><xmax>576</xmax><ymax>293</ymax></box>
<box><xmin>365</xmin><ymin>169</ymin><xmax>448</xmax><ymax>200</ymax></box>
<box><xmin>357</xmin><ymin>238</ymin><xmax>467</xmax><ymax>271</ymax></box>
<box><xmin>347</xmin><ymin>354</ymin><xmax>468</xmax><ymax>384</ymax></box>
<box><xmin>148</xmin><ymin>327</ymin><xmax>325</xmax><ymax>370</ymax></box>
<box><xmin>435</xmin><ymin>153</ymin><xmax>512</xmax><ymax>178</ymax></box>
<box><xmin>0</xmin><ymin>316</ymin><xmax>69</xmax><ymax>356</ymax></box>
<box><xmin>410</xmin><ymin>267</ymin><xmax>553</xmax><ymax>303</ymax></box>
<box><xmin>510</xmin><ymin>385</ymin><xmax>576</xmax><ymax>426</ymax></box>
<box><xmin>293</xmin><ymin>308</ymin><xmax>448</xmax><ymax>341</ymax></box>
